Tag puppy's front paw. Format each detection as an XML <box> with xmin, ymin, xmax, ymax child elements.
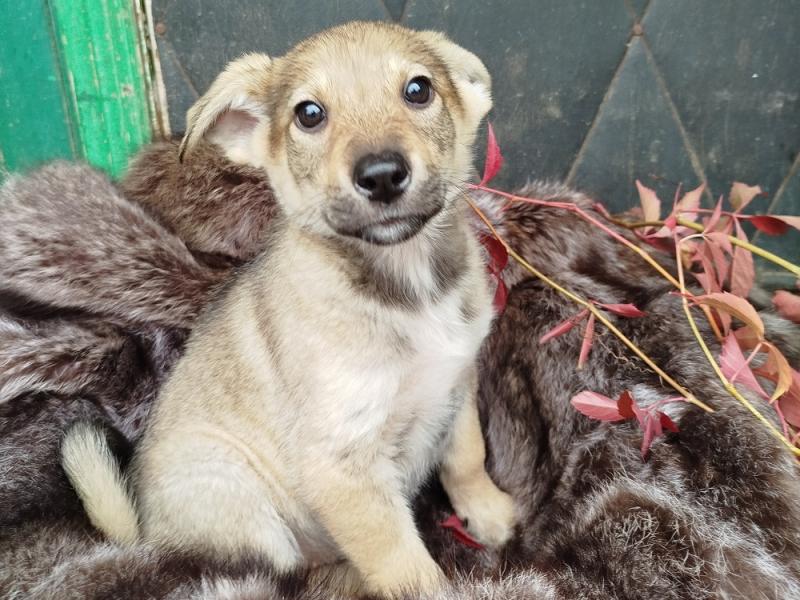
<box><xmin>365</xmin><ymin>549</ymin><xmax>445</xmax><ymax>598</ymax></box>
<box><xmin>454</xmin><ymin>478</ymin><xmax>516</xmax><ymax>547</ymax></box>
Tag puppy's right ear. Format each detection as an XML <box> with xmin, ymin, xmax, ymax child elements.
<box><xmin>178</xmin><ymin>53</ymin><xmax>272</xmax><ymax>165</ymax></box>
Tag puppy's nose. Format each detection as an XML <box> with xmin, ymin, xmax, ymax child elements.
<box><xmin>353</xmin><ymin>152</ymin><xmax>411</xmax><ymax>204</ymax></box>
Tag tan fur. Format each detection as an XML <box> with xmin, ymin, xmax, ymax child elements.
<box><xmin>63</xmin><ymin>21</ymin><xmax>514</xmax><ymax>598</ymax></box>
<box><xmin>61</xmin><ymin>423</ymin><xmax>139</xmax><ymax>545</ymax></box>
<box><xmin>440</xmin><ymin>367</ymin><xmax>516</xmax><ymax>547</ymax></box>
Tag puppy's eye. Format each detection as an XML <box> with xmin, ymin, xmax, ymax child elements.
<box><xmin>404</xmin><ymin>77</ymin><xmax>433</xmax><ymax>107</ymax></box>
<box><xmin>294</xmin><ymin>101</ymin><xmax>326</xmax><ymax>131</ymax></box>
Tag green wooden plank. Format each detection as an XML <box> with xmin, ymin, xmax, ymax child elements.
<box><xmin>0</xmin><ymin>0</ymin><xmax>78</xmax><ymax>174</ymax></box>
<box><xmin>49</xmin><ymin>0</ymin><xmax>152</xmax><ymax>177</ymax></box>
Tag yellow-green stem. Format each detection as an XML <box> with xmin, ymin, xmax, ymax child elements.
<box><xmin>673</xmin><ymin>235</ymin><xmax>800</xmax><ymax>456</ymax></box>
<box><xmin>678</xmin><ymin>219</ymin><xmax>799</xmax><ymax>278</ymax></box>
<box><xmin>467</xmin><ymin>197</ymin><xmax>713</xmax><ymax>414</ymax></box>
<box><xmin>608</xmin><ymin>215</ymin><xmax>800</xmax><ymax>277</ymax></box>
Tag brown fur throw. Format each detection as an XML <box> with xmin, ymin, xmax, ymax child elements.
<box><xmin>1</xmin><ymin>141</ymin><xmax>799</xmax><ymax>599</ymax></box>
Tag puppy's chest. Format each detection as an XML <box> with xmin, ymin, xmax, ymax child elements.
<box><xmin>394</xmin><ymin>295</ymin><xmax>487</xmax><ymax>404</ymax></box>
<box><xmin>382</xmin><ymin>292</ymin><xmax>492</xmax><ymax>472</ymax></box>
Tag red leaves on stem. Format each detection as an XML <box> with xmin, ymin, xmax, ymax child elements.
<box><xmin>595</xmin><ymin>303</ymin><xmax>647</xmax><ymax>317</ymax></box>
<box><xmin>730</xmin><ymin>220</ymin><xmax>755</xmax><ymax>297</ymax></box>
<box><xmin>571</xmin><ymin>391</ymin><xmax>629</xmax><ymax>422</ymax></box>
<box><xmin>750</xmin><ymin>216</ymin><xmax>791</xmax><ymax>236</ymax></box>
<box><xmin>571</xmin><ymin>390</ymin><xmax>681</xmax><ymax>459</ymax></box>
<box><xmin>476</xmin><ymin>127</ymin><xmax>508</xmax><ymax>312</ymax></box>
<box><xmin>719</xmin><ymin>335</ymin><xmax>768</xmax><ymax>401</ymax></box>
<box><xmin>538</xmin><ymin>302</ymin><xmax>645</xmax><ymax>369</ymax></box>
<box><xmin>474</xmin><ymin>131</ymin><xmax>800</xmax><ymax>454</ymax></box>
<box><xmin>691</xmin><ymin>292</ymin><xmax>764</xmax><ymax>337</ymax></box>
<box><xmin>539</xmin><ymin>309</ymin><xmax>589</xmax><ymax>344</ymax></box>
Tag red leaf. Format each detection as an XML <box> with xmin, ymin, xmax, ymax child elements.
<box><xmin>730</xmin><ymin>220</ymin><xmax>755</xmax><ymax>298</ymax></box>
<box><xmin>779</xmin><ymin>396</ymin><xmax>800</xmax><ymax>430</ymax></box>
<box><xmin>704</xmin><ymin>197</ymin><xmax>724</xmax><ymax>232</ymax></box>
<box><xmin>779</xmin><ymin>370</ymin><xmax>800</xmax><ymax>428</ymax></box>
<box><xmin>577</xmin><ymin>313</ymin><xmax>595</xmax><ymax>369</ymax></box>
<box><xmin>640</xmin><ymin>412</ymin><xmax>663</xmax><ymax>459</ymax></box>
<box><xmin>694</xmin><ymin>271</ymin><xmax>716</xmax><ymax>295</ymax></box>
<box><xmin>480</xmin><ymin>234</ymin><xmax>508</xmax><ymax>273</ymax></box>
<box><xmin>773</xmin><ymin>290</ymin><xmax>800</xmax><ymax>323</ymax></box>
<box><xmin>539</xmin><ymin>309</ymin><xmax>589</xmax><ymax>344</ymax></box>
<box><xmin>750</xmin><ymin>215</ymin><xmax>790</xmax><ymax>236</ymax></box>
<box><xmin>761</xmin><ymin>341</ymin><xmax>793</xmax><ymax>402</ymax></box>
<box><xmin>439</xmin><ymin>514</ymin><xmax>485</xmax><ymax>549</ymax></box>
<box><xmin>719</xmin><ymin>335</ymin><xmax>769</xmax><ymax>400</ymax></box>
<box><xmin>596</xmin><ymin>302</ymin><xmax>647</xmax><ymax>317</ymax></box>
<box><xmin>491</xmin><ymin>274</ymin><xmax>507</xmax><ymax>313</ymax></box>
<box><xmin>675</xmin><ymin>184</ymin><xmax>704</xmax><ymax>223</ymax></box>
<box><xmin>636</xmin><ymin>180</ymin><xmax>661</xmax><ymax>223</ymax></box>
<box><xmin>691</xmin><ymin>292</ymin><xmax>764</xmax><ymax>338</ymax></box>
<box><xmin>733</xmin><ymin>325</ymin><xmax>761</xmax><ymax>350</ymax></box>
<box><xmin>730</xmin><ymin>182</ymin><xmax>762</xmax><ymax>212</ymax></box>
<box><xmin>694</xmin><ymin>244</ymin><xmax>721</xmax><ymax>293</ymax></box>
<box><xmin>479</xmin><ymin>123</ymin><xmax>504</xmax><ymax>186</ymax></box>
<box><xmin>768</xmin><ymin>215</ymin><xmax>800</xmax><ymax>230</ymax></box>
<box><xmin>659</xmin><ymin>412</ymin><xmax>680</xmax><ymax>433</ymax></box>
<box><xmin>617</xmin><ymin>390</ymin><xmax>636</xmax><ymax>420</ymax></box>
<box><xmin>706</xmin><ymin>231</ymin><xmax>733</xmax><ymax>254</ymax></box>
<box><xmin>704</xmin><ymin>239</ymin><xmax>730</xmax><ymax>291</ymax></box>
<box><xmin>571</xmin><ymin>391</ymin><xmax>625</xmax><ymax>422</ymax></box>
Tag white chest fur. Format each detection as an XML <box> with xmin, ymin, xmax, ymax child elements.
<box><xmin>386</xmin><ymin>290</ymin><xmax>493</xmax><ymax>490</ymax></box>
<box><xmin>252</xmin><ymin>228</ymin><xmax>494</xmax><ymax>494</ymax></box>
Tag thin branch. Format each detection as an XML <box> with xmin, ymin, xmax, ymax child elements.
<box><xmin>609</xmin><ymin>214</ymin><xmax>800</xmax><ymax>278</ymax></box>
<box><xmin>676</xmin><ymin>218</ymin><xmax>800</xmax><ymax>278</ymax></box>
<box><xmin>466</xmin><ymin>195</ymin><xmax>713</xmax><ymax>414</ymax></box>
<box><xmin>470</xmin><ymin>184</ymin><xmax>683</xmax><ymax>288</ymax></box>
<box><xmin>673</xmin><ymin>232</ymin><xmax>800</xmax><ymax>456</ymax></box>
<box><xmin>474</xmin><ymin>185</ymin><xmax>726</xmax><ymax>341</ymax></box>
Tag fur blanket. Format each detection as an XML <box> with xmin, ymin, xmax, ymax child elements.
<box><xmin>1</xmin><ymin>141</ymin><xmax>800</xmax><ymax>599</ymax></box>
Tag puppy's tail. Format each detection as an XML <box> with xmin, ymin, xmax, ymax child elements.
<box><xmin>61</xmin><ymin>422</ymin><xmax>139</xmax><ymax>545</ymax></box>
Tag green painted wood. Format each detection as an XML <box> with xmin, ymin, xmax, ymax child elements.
<box><xmin>49</xmin><ymin>0</ymin><xmax>152</xmax><ymax>177</ymax></box>
<box><xmin>0</xmin><ymin>0</ymin><xmax>152</xmax><ymax>178</ymax></box>
<box><xmin>0</xmin><ymin>1</ymin><xmax>78</xmax><ymax>174</ymax></box>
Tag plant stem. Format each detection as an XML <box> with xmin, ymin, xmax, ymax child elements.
<box><xmin>730</xmin><ymin>342</ymin><xmax>764</xmax><ymax>384</ymax></box>
<box><xmin>466</xmin><ymin>195</ymin><xmax>713</xmax><ymax>414</ymax></box>
<box><xmin>470</xmin><ymin>184</ymin><xmax>684</xmax><ymax>288</ymax></box>
<box><xmin>676</xmin><ymin>218</ymin><xmax>800</xmax><ymax>277</ymax></box>
<box><xmin>474</xmin><ymin>185</ymin><xmax>726</xmax><ymax>341</ymax></box>
<box><xmin>673</xmin><ymin>233</ymin><xmax>800</xmax><ymax>456</ymax></box>
<box><xmin>607</xmin><ymin>215</ymin><xmax>800</xmax><ymax>278</ymax></box>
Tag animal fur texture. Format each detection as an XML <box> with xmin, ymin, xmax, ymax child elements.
<box><xmin>2</xmin><ymin>141</ymin><xmax>800</xmax><ymax>599</ymax></box>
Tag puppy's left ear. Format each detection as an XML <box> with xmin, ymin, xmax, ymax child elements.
<box><xmin>419</xmin><ymin>32</ymin><xmax>492</xmax><ymax>127</ymax></box>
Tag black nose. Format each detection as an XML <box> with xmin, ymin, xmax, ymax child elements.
<box><xmin>353</xmin><ymin>152</ymin><xmax>411</xmax><ymax>204</ymax></box>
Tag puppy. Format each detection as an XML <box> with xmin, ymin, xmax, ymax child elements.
<box><xmin>62</xmin><ymin>21</ymin><xmax>515</xmax><ymax>597</ymax></box>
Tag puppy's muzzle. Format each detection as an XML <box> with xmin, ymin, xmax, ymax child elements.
<box><xmin>353</xmin><ymin>151</ymin><xmax>411</xmax><ymax>204</ymax></box>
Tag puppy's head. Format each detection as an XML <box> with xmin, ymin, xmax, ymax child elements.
<box><xmin>180</xmin><ymin>22</ymin><xmax>491</xmax><ymax>245</ymax></box>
